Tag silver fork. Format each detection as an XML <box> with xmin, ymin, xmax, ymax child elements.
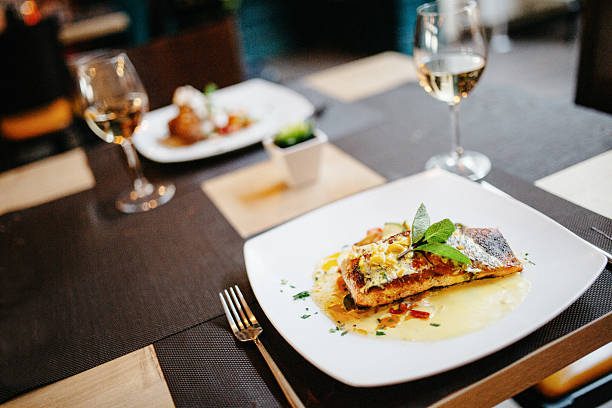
<box><xmin>219</xmin><ymin>285</ymin><xmax>305</xmax><ymax>408</ymax></box>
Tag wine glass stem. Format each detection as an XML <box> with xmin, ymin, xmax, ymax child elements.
<box><xmin>449</xmin><ymin>103</ymin><xmax>464</xmax><ymax>158</ymax></box>
<box><xmin>119</xmin><ymin>139</ymin><xmax>151</xmax><ymax>196</ymax></box>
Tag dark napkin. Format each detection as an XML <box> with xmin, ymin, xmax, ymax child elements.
<box><xmin>154</xmin><ymin>168</ymin><xmax>612</xmax><ymax>408</ymax></box>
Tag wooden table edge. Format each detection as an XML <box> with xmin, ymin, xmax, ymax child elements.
<box><xmin>431</xmin><ymin>311</ymin><xmax>612</xmax><ymax>407</ymax></box>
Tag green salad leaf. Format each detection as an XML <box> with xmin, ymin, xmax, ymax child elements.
<box><xmin>273</xmin><ymin>121</ymin><xmax>315</xmax><ymax>148</ymax></box>
<box><xmin>203</xmin><ymin>83</ymin><xmax>218</xmax><ymax>95</ymax></box>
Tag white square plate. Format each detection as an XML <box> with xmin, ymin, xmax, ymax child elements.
<box><xmin>132</xmin><ymin>79</ymin><xmax>314</xmax><ymax>163</ymax></box>
<box><xmin>244</xmin><ymin>169</ymin><xmax>606</xmax><ymax>387</ymax></box>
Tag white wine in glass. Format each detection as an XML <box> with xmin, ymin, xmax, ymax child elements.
<box><xmin>84</xmin><ymin>92</ymin><xmax>146</xmax><ymax>145</ymax></box>
<box><xmin>417</xmin><ymin>53</ymin><xmax>486</xmax><ymax>105</ymax></box>
<box><xmin>414</xmin><ymin>1</ymin><xmax>491</xmax><ymax>180</ymax></box>
<box><xmin>76</xmin><ymin>51</ymin><xmax>175</xmax><ymax>213</ymax></box>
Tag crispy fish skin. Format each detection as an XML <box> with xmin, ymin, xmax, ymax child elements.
<box><xmin>341</xmin><ymin>228</ymin><xmax>523</xmax><ymax>307</ymax></box>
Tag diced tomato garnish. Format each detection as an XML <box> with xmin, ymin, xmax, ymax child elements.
<box><xmin>377</xmin><ymin>316</ymin><xmax>400</xmax><ymax>329</ymax></box>
<box><xmin>389</xmin><ymin>303</ymin><xmax>408</xmax><ymax>314</ymax></box>
<box><xmin>336</xmin><ymin>275</ymin><xmax>348</xmax><ymax>292</ymax></box>
<box><xmin>409</xmin><ymin>310</ymin><xmax>430</xmax><ymax>319</ymax></box>
<box><xmin>217</xmin><ymin>113</ymin><xmax>252</xmax><ymax>135</ymax></box>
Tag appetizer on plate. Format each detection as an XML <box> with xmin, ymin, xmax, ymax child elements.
<box><xmin>312</xmin><ymin>203</ymin><xmax>530</xmax><ymax>341</ymax></box>
<box><xmin>166</xmin><ymin>84</ymin><xmax>254</xmax><ymax>145</ymax></box>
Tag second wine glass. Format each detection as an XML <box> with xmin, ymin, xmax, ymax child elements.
<box><xmin>414</xmin><ymin>0</ymin><xmax>491</xmax><ymax>180</ymax></box>
<box><xmin>75</xmin><ymin>50</ymin><xmax>175</xmax><ymax>213</ymax></box>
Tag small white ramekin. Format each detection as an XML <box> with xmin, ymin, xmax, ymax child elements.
<box><xmin>263</xmin><ymin>128</ymin><xmax>328</xmax><ymax>187</ymax></box>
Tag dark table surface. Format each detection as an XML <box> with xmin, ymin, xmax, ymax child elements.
<box><xmin>1</xmin><ymin>79</ymin><xmax>612</xmax><ymax>407</ymax></box>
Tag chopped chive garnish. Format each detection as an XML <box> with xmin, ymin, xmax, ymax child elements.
<box><xmin>293</xmin><ymin>291</ymin><xmax>310</xmax><ymax>300</ymax></box>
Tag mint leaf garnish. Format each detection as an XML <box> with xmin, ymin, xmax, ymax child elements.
<box><xmin>414</xmin><ymin>242</ymin><xmax>471</xmax><ymax>264</ymax></box>
<box><xmin>411</xmin><ymin>203</ymin><xmax>430</xmax><ymax>244</ymax></box>
<box><xmin>424</xmin><ymin>218</ymin><xmax>455</xmax><ymax>243</ymax></box>
<box><xmin>401</xmin><ymin>204</ymin><xmax>472</xmax><ymax>265</ymax></box>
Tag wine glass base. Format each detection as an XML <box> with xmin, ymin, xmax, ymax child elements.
<box><xmin>116</xmin><ymin>183</ymin><xmax>176</xmax><ymax>213</ymax></box>
<box><xmin>425</xmin><ymin>151</ymin><xmax>491</xmax><ymax>181</ymax></box>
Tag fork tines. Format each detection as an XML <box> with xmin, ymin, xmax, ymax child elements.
<box><xmin>219</xmin><ymin>285</ymin><xmax>259</xmax><ymax>335</ymax></box>
<box><xmin>219</xmin><ymin>285</ymin><xmax>305</xmax><ymax>408</ymax></box>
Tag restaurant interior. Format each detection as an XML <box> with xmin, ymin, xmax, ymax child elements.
<box><xmin>1</xmin><ymin>0</ymin><xmax>611</xmax><ymax>407</ymax></box>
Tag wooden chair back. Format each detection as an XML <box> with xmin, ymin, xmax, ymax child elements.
<box><xmin>127</xmin><ymin>16</ymin><xmax>244</xmax><ymax>111</ymax></box>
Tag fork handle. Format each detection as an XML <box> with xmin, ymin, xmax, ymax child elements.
<box><xmin>254</xmin><ymin>338</ymin><xmax>305</xmax><ymax>408</ymax></box>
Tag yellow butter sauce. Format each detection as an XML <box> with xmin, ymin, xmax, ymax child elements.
<box><xmin>311</xmin><ymin>252</ymin><xmax>530</xmax><ymax>341</ymax></box>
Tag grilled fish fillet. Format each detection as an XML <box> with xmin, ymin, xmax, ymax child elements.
<box><xmin>340</xmin><ymin>227</ymin><xmax>523</xmax><ymax>307</ymax></box>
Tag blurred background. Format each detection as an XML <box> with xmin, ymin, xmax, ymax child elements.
<box><xmin>0</xmin><ymin>0</ymin><xmax>608</xmax><ymax>170</ymax></box>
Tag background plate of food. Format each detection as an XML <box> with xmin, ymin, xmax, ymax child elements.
<box><xmin>132</xmin><ymin>79</ymin><xmax>314</xmax><ymax>163</ymax></box>
<box><xmin>243</xmin><ymin>169</ymin><xmax>607</xmax><ymax>387</ymax></box>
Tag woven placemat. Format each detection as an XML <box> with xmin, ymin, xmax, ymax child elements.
<box><xmin>0</xmin><ymin>145</ymin><xmax>250</xmax><ymax>403</ymax></box>
<box><xmin>154</xmin><ymin>80</ymin><xmax>612</xmax><ymax>407</ymax></box>
<box><xmin>332</xmin><ymin>82</ymin><xmax>612</xmax><ymax>182</ymax></box>
<box><xmin>154</xmin><ymin>167</ymin><xmax>612</xmax><ymax>407</ymax></box>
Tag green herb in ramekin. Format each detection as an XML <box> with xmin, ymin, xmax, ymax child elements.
<box><xmin>273</xmin><ymin>122</ymin><xmax>315</xmax><ymax>148</ymax></box>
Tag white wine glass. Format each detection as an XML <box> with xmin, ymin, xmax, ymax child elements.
<box><xmin>75</xmin><ymin>50</ymin><xmax>175</xmax><ymax>213</ymax></box>
<box><xmin>414</xmin><ymin>0</ymin><xmax>491</xmax><ymax>180</ymax></box>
